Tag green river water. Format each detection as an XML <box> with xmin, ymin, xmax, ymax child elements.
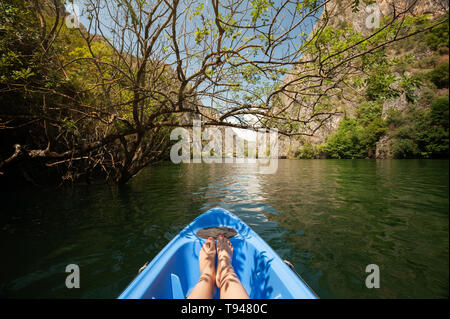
<box><xmin>0</xmin><ymin>159</ymin><xmax>448</xmax><ymax>298</ymax></box>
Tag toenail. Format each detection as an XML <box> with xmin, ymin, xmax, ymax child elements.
<box><xmin>208</xmin><ymin>237</ymin><xmax>213</xmax><ymax>240</ymax></box>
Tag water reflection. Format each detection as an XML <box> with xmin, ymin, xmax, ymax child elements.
<box><xmin>0</xmin><ymin>160</ymin><xmax>448</xmax><ymax>298</ymax></box>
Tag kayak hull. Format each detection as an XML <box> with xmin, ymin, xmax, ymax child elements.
<box><xmin>118</xmin><ymin>208</ymin><xmax>317</xmax><ymax>299</ymax></box>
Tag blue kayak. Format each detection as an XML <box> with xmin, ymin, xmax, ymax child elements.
<box><xmin>118</xmin><ymin>208</ymin><xmax>318</xmax><ymax>299</ymax></box>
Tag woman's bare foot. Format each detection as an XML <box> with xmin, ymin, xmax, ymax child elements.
<box><xmin>187</xmin><ymin>237</ymin><xmax>216</xmax><ymax>299</ymax></box>
<box><xmin>199</xmin><ymin>237</ymin><xmax>216</xmax><ymax>278</ymax></box>
<box><xmin>215</xmin><ymin>235</ymin><xmax>250</xmax><ymax>299</ymax></box>
<box><xmin>216</xmin><ymin>234</ymin><xmax>234</xmax><ymax>288</ymax></box>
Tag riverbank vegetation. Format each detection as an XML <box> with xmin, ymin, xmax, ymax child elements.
<box><xmin>0</xmin><ymin>0</ymin><xmax>448</xmax><ymax>188</ymax></box>
<box><xmin>296</xmin><ymin>13</ymin><xmax>449</xmax><ymax>159</ymax></box>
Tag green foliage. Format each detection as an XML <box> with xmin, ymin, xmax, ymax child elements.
<box><xmin>356</xmin><ymin>101</ymin><xmax>386</xmax><ymax>150</ymax></box>
<box><xmin>194</xmin><ymin>19</ymin><xmax>213</xmax><ymax>44</ymax></box>
<box><xmin>324</xmin><ymin>95</ymin><xmax>448</xmax><ymax>159</ymax></box>
<box><xmin>296</xmin><ymin>0</ymin><xmax>323</xmax><ymax>13</ymax></box>
<box><xmin>391</xmin><ymin>138</ymin><xmax>420</xmax><ymax>158</ymax></box>
<box><xmin>323</xmin><ymin>119</ymin><xmax>367</xmax><ymax>159</ymax></box>
<box><xmin>361</xmin><ymin>117</ymin><xmax>386</xmax><ymax>149</ymax></box>
<box><xmin>417</xmin><ymin>87</ymin><xmax>437</xmax><ymax>107</ymax></box>
<box><xmin>296</xmin><ymin>140</ymin><xmax>323</xmax><ymax>159</ymax></box>
<box><xmin>425</xmin><ymin>16</ymin><xmax>449</xmax><ymax>51</ymax></box>
<box><xmin>427</xmin><ymin>62</ymin><xmax>449</xmax><ymax>89</ymax></box>
<box><xmin>386</xmin><ymin>96</ymin><xmax>449</xmax><ymax>158</ymax></box>
<box><xmin>300</xmin><ymin>11</ymin><xmax>447</xmax><ymax>160</ymax></box>
<box><xmin>416</xmin><ymin>55</ymin><xmax>436</xmax><ymax>70</ymax></box>
<box><xmin>438</xmin><ymin>46</ymin><xmax>449</xmax><ymax>55</ymax></box>
<box><xmin>189</xmin><ymin>2</ymin><xmax>204</xmax><ymax>20</ymax></box>
<box><xmin>121</xmin><ymin>0</ymin><xmax>141</xmax><ymax>26</ymax></box>
<box><xmin>385</xmin><ymin>108</ymin><xmax>403</xmax><ymax>127</ymax></box>
<box><xmin>322</xmin><ymin>100</ymin><xmax>387</xmax><ymax>159</ymax></box>
<box><xmin>364</xmin><ymin>64</ymin><xmax>422</xmax><ymax>102</ymax></box>
<box><xmin>249</xmin><ymin>0</ymin><xmax>274</xmax><ymax>23</ymax></box>
<box><xmin>240</xmin><ymin>65</ymin><xmax>261</xmax><ymax>84</ymax></box>
<box><xmin>364</xmin><ymin>66</ymin><xmax>399</xmax><ymax>101</ymax></box>
<box><xmin>355</xmin><ymin>101</ymin><xmax>382</xmax><ymax>126</ymax></box>
<box><xmin>430</xmin><ymin>96</ymin><xmax>450</xmax><ymax>128</ymax></box>
<box><xmin>399</xmin><ymin>75</ymin><xmax>422</xmax><ymax>103</ymax></box>
<box><xmin>0</xmin><ymin>0</ymin><xmax>180</xmax><ymax>185</ymax></box>
<box><xmin>422</xmin><ymin>96</ymin><xmax>450</xmax><ymax>157</ymax></box>
<box><xmin>0</xmin><ymin>0</ymin><xmax>40</xmax><ymax>84</ymax></box>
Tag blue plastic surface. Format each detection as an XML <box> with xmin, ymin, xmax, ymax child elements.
<box><xmin>118</xmin><ymin>208</ymin><xmax>318</xmax><ymax>299</ymax></box>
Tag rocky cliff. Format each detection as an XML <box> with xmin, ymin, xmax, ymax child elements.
<box><xmin>277</xmin><ymin>0</ymin><xmax>449</xmax><ymax>159</ymax></box>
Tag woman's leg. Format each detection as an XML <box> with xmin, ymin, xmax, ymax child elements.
<box><xmin>187</xmin><ymin>237</ymin><xmax>216</xmax><ymax>299</ymax></box>
<box><xmin>216</xmin><ymin>235</ymin><xmax>250</xmax><ymax>299</ymax></box>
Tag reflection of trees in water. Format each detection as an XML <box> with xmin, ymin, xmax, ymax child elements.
<box><xmin>256</xmin><ymin>159</ymin><xmax>449</xmax><ymax>298</ymax></box>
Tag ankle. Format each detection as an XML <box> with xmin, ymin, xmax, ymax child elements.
<box><xmin>218</xmin><ymin>255</ymin><xmax>232</xmax><ymax>264</ymax></box>
<box><xmin>200</xmin><ymin>272</ymin><xmax>215</xmax><ymax>281</ymax></box>
<box><xmin>216</xmin><ymin>268</ymin><xmax>238</xmax><ymax>289</ymax></box>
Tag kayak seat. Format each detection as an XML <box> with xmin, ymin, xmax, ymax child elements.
<box><xmin>170</xmin><ymin>273</ymin><xmax>185</xmax><ymax>299</ymax></box>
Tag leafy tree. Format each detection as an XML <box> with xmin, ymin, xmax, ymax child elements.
<box><xmin>322</xmin><ymin>100</ymin><xmax>386</xmax><ymax>159</ymax></box>
<box><xmin>1</xmin><ymin>0</ymin><xmax>447</xmax><ymax>186</ymax></box>
<box><xmin>323</xmin><ymin>119</ymin><xmax>366</xmax><ymax>159</ymax></box>
<box><xmin>421</xmin><ymin>96</ymin><xmax>449</xmax><ymax>157</ymax></box>
<box><xmin>425</xmin><ymin>14</ymin><xmax>449</xmax><ymax>51</ymax></box>
<box><xmin>296</xmin><ymin>140</ymin><xmax>323</xmax><ymax>159</ymax></box>
<box><xmin>392</xmin><ymin>138</ymin><xmax>420</xmax><ymax>158</ymax></box>
<box><xmin>386</xmin><ymin>96</ymin><xmax>449</xmax><ymax>158</ymax></box>
<box><xmin>365</xmin><ymin>66</ymin><xmax>399</xmax><ymax>101</ymax></box>
<box><xmin>427</xmin><ymin>62</ymin><xmax>449</xmax><ymax>89</ymax></box>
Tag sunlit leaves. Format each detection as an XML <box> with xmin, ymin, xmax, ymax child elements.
<box><xmin>249</xmin><ymin>0</ymin><xmax>274</xmax><ymax>24</ymax></box>
<box><xmin>295</xmin><ymin>0</ymin><xmax>322</xmax><ymax>13</ymax></box>
<box><xmin>189</xmin><ymin>2</ymin><xmax>204</xmax><ymax>20</ymax></box>
<box><xmin>194</xmin><ymin>19</ymin><xmax>213</xmax><ymax>45</ymax></box>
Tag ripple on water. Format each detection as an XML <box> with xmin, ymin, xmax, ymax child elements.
<box><xmin>0</xmin><ymin>160</ymin><xmax>448</xmax><ymax>298</ymax></box>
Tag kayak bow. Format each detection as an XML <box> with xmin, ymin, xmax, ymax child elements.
<box><xmin>118</xmin><ymin>207</ymin><xmax>317</xmax><ymax>299</ymax></box>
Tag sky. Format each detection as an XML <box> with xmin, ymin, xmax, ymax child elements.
<box><xmin>65</xmin><ymin>0</ymin><xmax>322</xmax><ymax>141</ymax></box>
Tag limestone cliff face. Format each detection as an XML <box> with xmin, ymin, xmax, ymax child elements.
<box><xmin>276</xmin><ymin>0</ymin><xmax>449</xmax><ymax>158</ymax></box>
<box><xmin>321</xmin><ymin>0</ymin><xmax>448</xmax><ymax>34</ymax></box>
